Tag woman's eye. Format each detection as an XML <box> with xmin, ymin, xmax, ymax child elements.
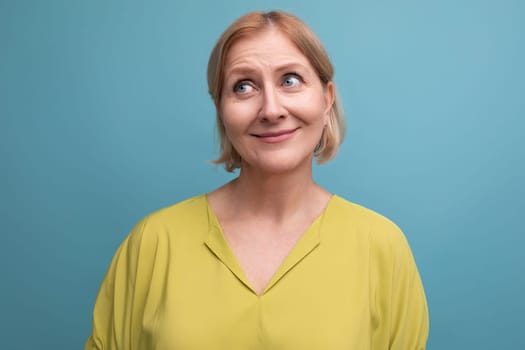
<box><xmin>282</xmin><ymin>74</ymin><xmax>301</xmax><ymax>88</ymax></box>
<box><xmin>234</xmin><ymin>81</ymin><xmax>254</xmax><ymax>94</ymax></box>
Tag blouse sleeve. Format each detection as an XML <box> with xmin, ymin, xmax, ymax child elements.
<box><xmin>388</xmin><ymin>239</ymin><xmax>429</xmax><ymax>349</ymax></box>
<box><xmin>370</xmin><ymin>222</ymin><xmax>430</xmax><ymax>350</ymax></box>
<box><xmin>85</xmin><ymin>217</ymin><xmax>154</xmax><ymax>350</ymax></box>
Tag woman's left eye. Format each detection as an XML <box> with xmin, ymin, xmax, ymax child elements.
<box><xmin>282</xmin><ymin>74</ymin><xmax>302</xmax><ymax>88</ymax></box>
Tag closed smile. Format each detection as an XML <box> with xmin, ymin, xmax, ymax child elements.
<box><xmin>251</xmin><ymin>128</ymin><xmax>299</xmax><ymax>143</ymax></box>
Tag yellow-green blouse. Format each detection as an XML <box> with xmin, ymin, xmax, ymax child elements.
<box><xmin>85</xmin><ymin>194</ymin><xmax>429</xmax><ymax>349</ymax></box>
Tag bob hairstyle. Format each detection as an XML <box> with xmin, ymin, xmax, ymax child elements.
<box><xmin>207</xmin><ymin>10</ymin><xmax>345</xmax><ymax>172</ymax></box>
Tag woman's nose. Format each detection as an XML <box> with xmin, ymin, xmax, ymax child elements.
<box><xmin>258</xmin><ymin>85</ymin><xmax>286</xmax><ymax>122</ymax></box>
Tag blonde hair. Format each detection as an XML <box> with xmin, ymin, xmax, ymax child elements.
<box><xmin>207</xmin><ymin>10</ymin><xmax>345</xmax><ymax>172</ymax></box>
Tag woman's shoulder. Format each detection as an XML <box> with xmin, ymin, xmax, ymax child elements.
<box><xmin>124</xmin><ymin>194</ymin><xmax>209</xmax><ymax>245</ymax></box>
<box><xmin>147</xmin><ymin>194</ymin><xmax>208</xmax><ymax>220</ymax></box>
<box><xmin>328</xmin><ymin>195</ymin><xmax>411</xmax><ymax>253</ymax></box>
<box><xmin>327</xmin><ymin>195</ymin><xmax>422</xmax><ymax>293</ymax></box>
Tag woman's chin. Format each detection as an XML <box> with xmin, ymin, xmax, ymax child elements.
<box><xmin>240</xmin><ymin>153</ymin><xmax>314</xmax><ymax>176</ymax></box>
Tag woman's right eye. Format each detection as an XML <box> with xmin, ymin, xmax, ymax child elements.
<box><xmin>233</xmin><ymin>81</ymin><xmax>254</xmax><ymax>94</ymax></box>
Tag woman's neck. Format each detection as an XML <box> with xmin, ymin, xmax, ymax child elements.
<box><xmin>214</xmin><ymin>164</ymin><xmax>330</xmax><ymax>224</ymax></box>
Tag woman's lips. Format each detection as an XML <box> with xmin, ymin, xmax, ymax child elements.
<box><xmin>252</xmin><ymin>128</ymin><xmax>298</xmax><ymax>143</ymax></box>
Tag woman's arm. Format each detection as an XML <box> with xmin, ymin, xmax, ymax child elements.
<box><xmin>370</xmin><ymin>221</ymin><xmax>429</xmax><ymax>350</ymax></box>
<box><xmin>85</xmin><ymin>218</ymin><xmax>152</xmax><ymax>350</ymax></box>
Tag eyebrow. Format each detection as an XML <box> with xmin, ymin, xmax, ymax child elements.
<box><xmin>224</xmin><ymin>61</ymin><xmax>310</xmax><ymax>79</ymax></box>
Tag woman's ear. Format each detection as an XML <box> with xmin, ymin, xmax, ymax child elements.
<box><xmin>214</xmin><ymin>100</ymin><xmax>221</xmax><ymax>117</ymax></box>
<box><xmin>323</xmin><ymin>82</ymin><xmax>335</xmax><ymax>123</ymax></box>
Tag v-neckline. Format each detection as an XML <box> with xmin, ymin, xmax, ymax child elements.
<box><xmin>203</xmin><ymin>195</ymin><xmax>334</xmax><ymax>296</ymax></box>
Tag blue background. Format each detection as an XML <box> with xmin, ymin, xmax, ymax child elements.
<box><xmin>1</xmin><ymin>0</ymin><xmax>524</xmax><ymax>348</ymax></box>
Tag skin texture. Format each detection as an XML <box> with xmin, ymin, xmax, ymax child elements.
<box><xmin>220</xmin><ymin>27</ymin><xmax>334</xmax><ymax>176</ymax></box>
<box><xmin>207</xmin><ymin>28</ymin><xmax>336</xmax><ymax>294</ymax></box>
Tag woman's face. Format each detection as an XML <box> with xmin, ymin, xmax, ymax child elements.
<box><xmin>220</xmin><ymin>28</ymin><xmax>334</xmax><ymax>175</ymax></box>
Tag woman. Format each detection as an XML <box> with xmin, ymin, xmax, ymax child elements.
<box><xmin>85</xmin><ymin>10</ymin><xmax>429</xmax><ymax>350</ymax></box>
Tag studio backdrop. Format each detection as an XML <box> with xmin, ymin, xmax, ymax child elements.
<box><xmin>1</xmin><ymin>0</ymin><xmax>524</xmax><ymax>349</ymax></box>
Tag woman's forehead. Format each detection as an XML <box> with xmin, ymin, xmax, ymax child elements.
<box><xmin>224</xmin><ymin>29</ymin><xmax>310</xmax><ymax>72</ymax></box>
